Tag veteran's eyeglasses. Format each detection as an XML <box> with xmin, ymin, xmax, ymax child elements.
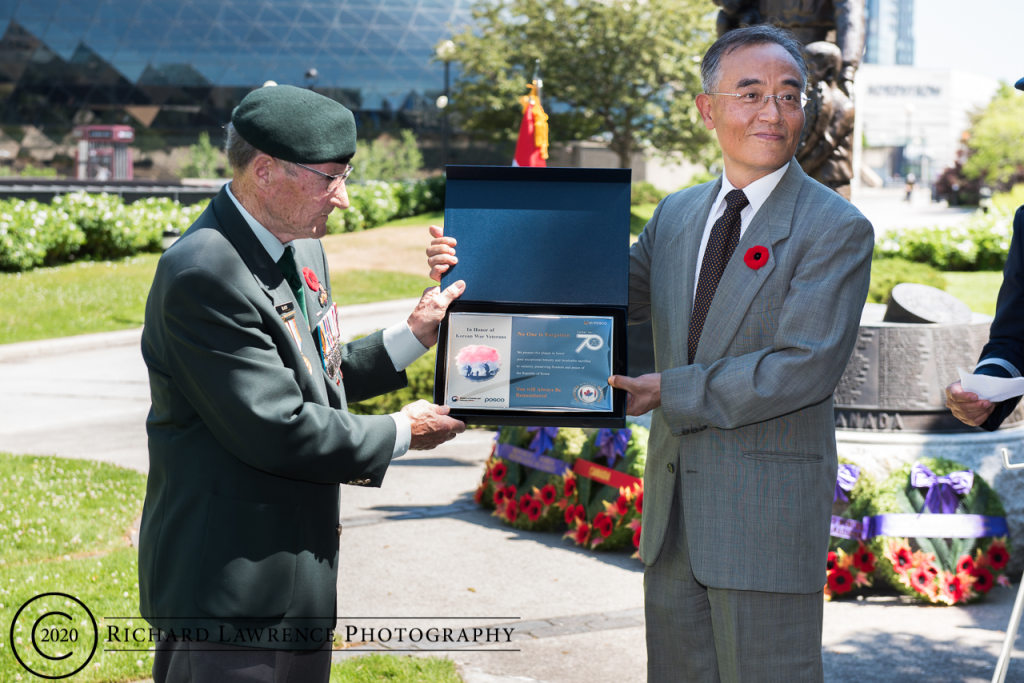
<box><xmin>707</xmin><ymin>90</ymin><xmax>810</xmax><ymax>113</ymax></box>
<box><xmin>287</xmin><ymin>160</ymin><xmax>353</xmax><ymax>190</ymax></box>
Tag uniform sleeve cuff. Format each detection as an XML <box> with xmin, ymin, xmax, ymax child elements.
<box><xmin>975</xmin><ymin>358</ymin><xmax>1021</xmax><ymax>378</ymax></box>
<box><xmin>389</xmin><ymin>412</ymin><xmax>412</xmax><ymax>459</ymax></box>
<box><xmin>383</xmin><ymin>322</ymin><xmax>429</xmax><ymax>372</ymax></box>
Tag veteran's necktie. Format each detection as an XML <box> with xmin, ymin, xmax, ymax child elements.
<box><xmin>277</xmin><ymin>246</ymin><xmax>308</xmax><ymax>326</ymax></box>
<box><xmin>687</xmin><ymin>189</ymin><xmax>749</xmax><ymax>365</ymax></box>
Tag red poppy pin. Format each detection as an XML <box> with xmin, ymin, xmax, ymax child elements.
<box><xmin>744</xmin><ymin>246</ymin><xmax>769</xmax><ymax>270</ymax></box>
<box><xmin>302</xmin><ymin>267</ymin><xmax>320</xmax><ymax>291</ymax></box>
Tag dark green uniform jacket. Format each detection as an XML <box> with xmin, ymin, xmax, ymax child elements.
<box><xmin>139</xmin><ymin>187</ymin><xmax>406</xmax><ymax>650</ymax></box>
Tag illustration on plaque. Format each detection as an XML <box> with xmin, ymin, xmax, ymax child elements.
<box><xmin>456</xmin><ymin>345</ymin><xmax>502</xmax><ymax>382</ymax></box>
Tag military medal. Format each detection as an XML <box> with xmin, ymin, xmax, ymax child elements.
<box><xmin>318</xmin><ymin>286</ymin><xmax>328</xmax><ymax>306</ymax></box>
<box><xmin>316</xmin><ymin>302</ymin><xmax>344</xmax><ymax>385</ymax></box>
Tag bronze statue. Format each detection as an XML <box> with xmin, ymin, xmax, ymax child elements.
<box><xmin>714</xmin><ymin>0</ymin><xmax>866</xmax><ymax>198</ymax></box>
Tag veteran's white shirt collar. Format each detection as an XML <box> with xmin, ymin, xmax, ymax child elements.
<box><xmin>712</xmin><ymin>161</ymin><xmax>790</xmax><ymax>223</ymax></box>
<box><xmin>225</xmin><ymin>181</ymin><xmax>292</xmax><ymax>262</ymax></box>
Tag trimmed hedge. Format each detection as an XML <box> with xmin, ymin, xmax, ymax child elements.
<box><xmin>867</xmin><ymin>257</ymin><xmax>947</xmax><ymax>304</ymax></box>
<box><xmin>0</xmin><ymin>193</ymin><xmax>208</xmax><ymax>271</ymax></box>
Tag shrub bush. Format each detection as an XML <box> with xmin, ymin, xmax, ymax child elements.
<box><xmin>631</xmin><ymin>181</ymin><xmax>667</xmax><ymax>206</ymax></box>
<box><xmin>867</xmin><ymin>258</ymin><xmax>947</xmax><ymax>304</ymax></box>
<box><xmin>326</xmin><ymin>176</ymin><xmax>446</xmax><ymax>233</ymax></box>
<box><xmin>348</xmin><ymin>346</ymin><xmax>437</xmax><ymax>415</ymax></box>
<box><xmin>873</xmin><ymin>206</ymin><xmax>1013</xmax><ymax>271</ymax></box>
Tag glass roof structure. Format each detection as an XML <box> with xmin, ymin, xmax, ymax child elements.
<box><xmin>0</xmin><ymin>0</ymin><xmax>472</xmax><ymax>135</ymax></box>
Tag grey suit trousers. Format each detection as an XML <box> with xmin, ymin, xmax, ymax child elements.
<box><xmin>645</xmin><ymin>490</ymin><xmax>824</xmax><ymax>683</ymax></box>
<box><xmin>153</xmin><ymin>637</ymin><xmax>331</xmax><ymax>683</ymax></box>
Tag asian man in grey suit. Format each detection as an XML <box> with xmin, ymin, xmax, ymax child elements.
<box><xmin>605</xmin><ymin>25</ymin><xmax>874</xmax><ymax>682</ymax></box>
<box><xmin>426</xmin><ymin>25</ymin><xmax>873</xmax><ymax>680</ymax></box>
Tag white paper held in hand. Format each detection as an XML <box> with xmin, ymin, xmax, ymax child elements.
<box><xmin>958</xmin><ymin>367</ymin><xmax>1024</xmax><ymax>403</ymax></box>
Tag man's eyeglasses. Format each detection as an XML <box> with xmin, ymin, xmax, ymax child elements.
<box><xmin>287</xmin><ymin>160</ymin><xmax>353</xmax><ymax>190</ymax></box>
<box><xmin>706</xmin><ymin>91</ymin><xmax>810</xmax><ymax>113</ymax></box>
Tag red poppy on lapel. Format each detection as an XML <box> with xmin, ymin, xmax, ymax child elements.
<box><xmin>744</xmin><ymin>246</ymin><xmax>769</xmax><ymax>270</ymax></box>
<box><xmin>302</xmin><ymin>267</ymin><xmax>320</xmax><ymax>291</ymax></box>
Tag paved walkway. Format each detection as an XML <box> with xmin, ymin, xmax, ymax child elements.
<box><xmin>851</xmin><ymin>187</ymin><xmax>975</xmax><ymax>236</ymax></box>
<box><xmin>3</xmin><ymin>303</ymin><xmax>1024</xmax><ymax>682</ymax></box>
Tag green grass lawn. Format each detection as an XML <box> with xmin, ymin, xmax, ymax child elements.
<box><xmin>944</xmin><ymin>271</ymin><xmax>1003</xmax><ymax>317</ymax></box>
<box><xmin>0</xmin><ymin>453</ymin><xmax>461</xmax><ymax>682</ymax></box>
<box><xmin>0</xmin><ymin>256</ymin><xmax>160</xmax><ymax>345</ymax></box>
<box><xmin>0</xmin><ymin>256</ymin><xmax>436</xmax><ymax>345</ymax></box>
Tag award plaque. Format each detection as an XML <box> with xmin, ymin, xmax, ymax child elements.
<box><xmin>435</xmin><ymin>166</ymin><xmax>631</xmax><ymax>427</ymax></box>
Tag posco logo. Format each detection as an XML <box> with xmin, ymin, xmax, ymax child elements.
<box><xmin>9</xmin><ymin>593</ymin><xmax>98</xmax><ymax>679</ymax></box>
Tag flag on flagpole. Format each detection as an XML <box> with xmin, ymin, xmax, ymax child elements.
<box><xmin>513</xmin><ymin>82</ymin><xmax>548</xmax><ymax>167</ymax></box>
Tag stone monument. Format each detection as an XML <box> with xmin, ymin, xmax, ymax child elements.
<box><xmin>712</xmin><ymin>0</ymin><xmax>865</xmax><ymax>198</ymax></box>
<box><xmin>834</xmin><ymin>288</ymin><xmax>1024</xmax><ymax>571</ymax></box>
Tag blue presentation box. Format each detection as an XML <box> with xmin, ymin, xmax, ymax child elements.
<box><xmin>435</xmin><ymin>165</ymin><xmax>631</xmax><ymax>428</ymax></box>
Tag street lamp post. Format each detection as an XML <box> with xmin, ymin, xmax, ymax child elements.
<box><xmin>436</xmin><ymin>40</ymin><xmax>456</xmax><ymax>170</ymax></box>
<box><xmin>904</xmin><ymin>103</ymin><xmax>915</xmax><ymax>178</ymax></box>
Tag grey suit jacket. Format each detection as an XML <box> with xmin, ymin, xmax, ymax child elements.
<box><xmin>630</xmin><ymin>162</ymin><xmax>873</xmax><ymax>594</ymax></box>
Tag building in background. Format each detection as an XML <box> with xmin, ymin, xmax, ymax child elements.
<box><xmin>0</xmin><ymin>0</ymin><xmax>477</xmax><ymax>173</ymax></box>
<box><xmin>864</xmin><ymin>0</ymin><xmax>913</xmax><ymax>66</ymax></box>
<box><xmin>854</xmin><ymin>64</ymin><xmax>999</xmax><ymax>186</ymax></box>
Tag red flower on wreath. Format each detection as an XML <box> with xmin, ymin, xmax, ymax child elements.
<box><xmin>988</xmin><ymin>540</ymin><xmax>1010</xmax><ymax>570</ymax></box>
<box><xmin>564</xmin><ymin>507</ymin><xmax>577</xmax><ymax>526</ymax></box>
<box><xmin>827</xmin><ymin>568</ymin><xmax>854</xmax><ymax>594</ymax></box>
<box><xmin>956</xmin><ymin>554</ymin><xmax>975</xmax><ymax>574</ymax></box>
<box><xmin>474</xmin><ymin>486</ymin><xmax>484</xmax><ymax>504</ymax></box>
<box><xmin>614</xmin><ymin>495</ymin><xmax>630</xmax><ymax>516</ymax></box>
<box><xmin>574</xmin><ymin>504</ymin><xmax>585</xmax><ymax>521</ymax></box>
<box><xmin>743</xmin><ymin>246</ymin><xmax>769</xmax><ymax>270</ymax></box>
<box><xmin>635</xmin><ymin>491</ymin><xmax>643</xmax><ymax>514</ymax></box>
<box><xmin>574</xmin><ymin>522</ymin><xmax>591</xmax><ymax>545</ymax></box>
<box><xmin>564</xmin><ymin>477</ymin><xmax>577</xmax><ymax>497</ymax></box>
<box><xmin>505</xmin><ymin>499</ymin><xmax>519</xmax><ymax>522</ymax></box>
<box><xmin>852</xmin><ymin>544</ymin><xmax>875</xmax><ymax>574</ymax></box>
<box><xmin>826</xmin><ymin>551</ymin><xmax>838</xmax><ymax>572</ymax></box>
<box><xmin>633</xmin><ymin>525</ymin><xmax>642</xmax><ymax>549</ymax></box>
<box><xmin>910</xmin><ymin>566</ymin><xmax>933</xmax><ymax>594</ymax></box>
<box><xmin>891</xmin><ymin>546</ymin><xmax>914</xmax><ymax>574</ymax></box>
<box><xmin>490</xmin><ymin>462</ymin><xmax>507</xmax><ymax>483</ymax></box>
<box><xmin>594</xmin><ymin>512</ymin><xmax>614</xmax><ymax>538</ymax></box>
<box><xmin>525</xmin><ymin>500</ymin><xmax>543</xmax><ymax>522</ymax></box>
<box><xmin>504</xmin><ymin>485</ymin><xmax>517</xmax><ymax>500</ymax></box>
<box><xmin>941</xmin><ymin>572</ymin><xmax>966</xmax><ymax>604</ymax></box>
<box><xmin>972</xmin><ymin>566</ymin><xmax>995</xmax><ymax>594</ymax></box>
<box><xmin>519</xmin><ymin>493</ymin><xmax>534</xmax><ymax>510</ymax></box>
<box><xmin>493</xmin><ymin>488</ymin><xmax>508</xmax><ymax>506</ymax></box>
<box><xmin>539</xmin><ymin>484</ymin><xmax>557</xmax><ymax>506</ymax></box>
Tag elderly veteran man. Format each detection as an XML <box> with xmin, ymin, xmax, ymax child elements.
<box><xmin>140</xmin><ymin>85</ymin><xmax>465</xmax><ymax>683</ymax></box>
<box><xmin>432</xmin><ymin>25</ymin><xmax>873</xmax><ymax>681</ymax></box>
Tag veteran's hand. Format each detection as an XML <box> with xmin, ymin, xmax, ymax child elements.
<box><xmin>945</xmin><ymin>380</ymin><xmax>995</xmax><ymax>427</ymax></box>
<box><xmin>427</xmin><ymin>224</ymin><xmax>458</xmax><ymax>282</ymax></box>
<box><xmin>407</xmin><ymin>280</ymin><xmax>465</xmax><ymax>348</ymax></box>
<box><xmin>608</xmin><ymin>373</ymin><xmax>662</xmax><ymax>416</ymax></box>
<box><xmin>402</xmin><ymin>400</ymin><xmax>466</xmax><ymax>450</ymax></box>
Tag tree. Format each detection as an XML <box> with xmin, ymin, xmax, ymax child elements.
<box><xmin>963</xmin><ymin>84</ymin><xmax>1024</xmax><ymax>187</ymax></box>
<box><xmin>354</xmin><ymin>130</ymin><xmax>425</xmax><ymax>181</ymax></box>
<box><xmin>178</xmin><ymin>131</ymin><xmax>222</xmax><ymax>179</ymax></box>
<box><xmin>445</xmin><ymin>0</ymin><xmax>717</xmax><ymax>169</ymax></box>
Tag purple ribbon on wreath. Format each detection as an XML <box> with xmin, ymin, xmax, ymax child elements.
<box><xmin>834</xmin><ymin>464</ymin><xmax>860</xmax><ymax>503</ymax></box>
<box><xmin>910</xmin><ymin>462</ymin><xmax>974</xmax><ymax>514</ymax></box>
<box><xmin>527</xmin><ymin>427</ymin><xmax>560</xmax><ymax>455</ymax></box>
<box><xmin>596</xmin><ymin>428</ymin><xmax>631</xmax><ymax>467</ymax></box>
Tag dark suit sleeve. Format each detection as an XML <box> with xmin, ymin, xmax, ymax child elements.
<box><xmin>161</xmin><ymin>265</ymin><xmax>396</xmax><ymax>485</ymax></box>
<box><xmin>340</xmin><ymin>332</ymin><xmax>408</xmax><ymax>403</ymax></box>
<box><xmin>976</xmin><ymin>206</ymin><xmax>1024</xmax><ymax>431</ymax></box>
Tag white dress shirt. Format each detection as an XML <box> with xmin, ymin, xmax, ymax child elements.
<box><xmin>226</xmin><ymin>183</ymin><xmax>426</xmax><ymax>458</ymax></box>
<box><xmin>693</xmin><ymin>162</ymin><xmax>790</xmax><ymax>303</ymax></box>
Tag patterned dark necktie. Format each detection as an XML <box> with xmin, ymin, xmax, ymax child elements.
<box><xmin>277</xmin><ymin>246</ymin><xmax>308</xmax><ymax>325</ymax></box>
<box><xmin>687</xmin><ymin>189</ymin><xmax>749</xmax><ymax>365</ymax></box>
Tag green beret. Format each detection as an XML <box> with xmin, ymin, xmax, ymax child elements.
<box><xmin>231</xmin><ymin>85</ymin><xmax>357</xmax><ymax>164</ymax></box>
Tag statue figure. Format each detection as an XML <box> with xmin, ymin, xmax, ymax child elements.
<box><xmin>713</xmin><ymin>0</ymin><xmax>866</xmax><ymax>198</ymax></box>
